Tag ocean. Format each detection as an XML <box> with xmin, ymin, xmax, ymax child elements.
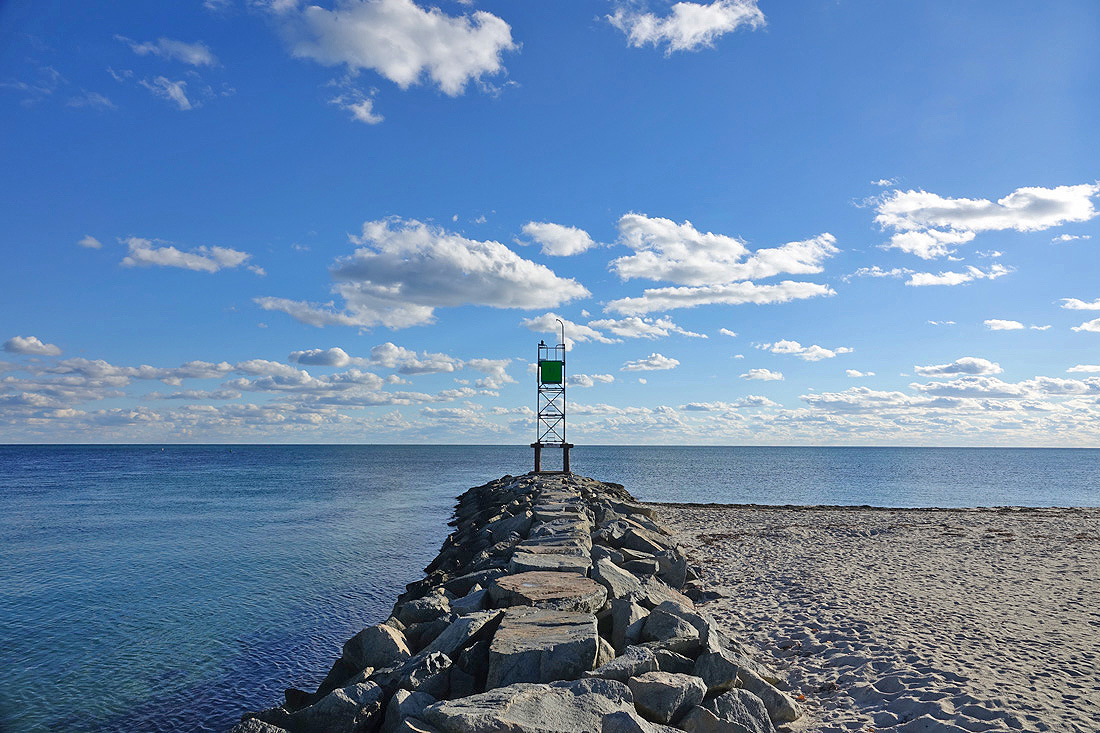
<box><xmin>2</xmin><ymin>444</ymin><xmax>1098</xmax><ymax>732</ymax></box>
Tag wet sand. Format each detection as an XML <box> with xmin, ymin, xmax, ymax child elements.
<box><xmin>653</xmin><ymin>503</ymin><xmax>1100</xmax><ymax>733</ymax></box>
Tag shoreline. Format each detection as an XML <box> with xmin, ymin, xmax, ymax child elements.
<box><xmin>655</xmin><ymin>502</ymin><xmax>1100</xmax><ymax>732</ymax></box>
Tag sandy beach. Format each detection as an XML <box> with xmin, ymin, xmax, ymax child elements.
<box><xmin>654</xmin><ymin>503</ymin><xmax>1100</xmax><ymax>733</ymax></box>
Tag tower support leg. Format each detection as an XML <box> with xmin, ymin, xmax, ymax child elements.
<box><xmin>531</xmin><ymin>442</ymin><xmax>542</xmax><ymax>473</ymax></box>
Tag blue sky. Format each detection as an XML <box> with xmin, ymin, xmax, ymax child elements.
<box><xmin>2</xmin><ymin>0</ymin><xmax>1099</xmax><ymax>445</ymax></box>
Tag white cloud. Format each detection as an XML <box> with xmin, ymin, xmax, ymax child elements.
<box><xmin>984</xmin><ymin>319</ymin><xmax>1025</xmax><ymax>331</ymax></box>
<box><xmin>846</xmin><ymin>265</ymin><xmax>913</xmax><ymax>281</ymax></box>
<box><xmin>118</xmin><ymin>36</ymin><xmax>219</xmax><ymax>66</ymax></box>
<box><xmin>846</xmin><ymin>369</ymin><xmax>874</xmax><ymax>378</ymax></box>
<box><xmin>1031</xmin><ymin>325</ymin><xmax>1051</xmax><ymax>331</ymax></box>
<box><xmin>1052</xmin><ymin>233</ymin><xmax>1090</xmax><ymax>243</ymax></box>
<box><xmin>464</xmin><ymin>357</ymin><xmax>515</xmax><ymax>389</ymax></box>
<box><xmin>78</xmin><ymin>235</ymin><xmax>102</xmax><ymax>249</ymax></box>
<box><xmin>719</xmin><ymin>328</ymin><xmax>737</xmax><ymax>338</ymax></box>
<box><xmin>259</xmin><ymin>218</ymin><xmax>589</xmax><ymax>330</ymax></box>
<box><xmin>608</xmin><ymin>0</ymin><xmax>765</xmax><ymax>54</ymax></box>
<box><xmin>1072</xmin><ymin>318</ymin><xmax>1100</xmax><ymax>333</ymax></box>
<box><xmin>606</xmin><ymin>280</ymin><xmax>835</xmax><ymax>314</ymax></box>
<box><xmin>569</xmin><ymin>373</ymin><xmax>614</xmax><ymax>388</ymax></box>
<box><xmin>638</xmin><ymin>378</ymin><xmax>647</xmax><ymax>384</ymax></box>
<box><xmin>927</xmin><ymin>320</ymin><xmax>956</xmax><ymax>326</ymax></box>
<box><xmin>1067</xmin><ymin>365</ymin><xmax>1100</xmax><ymax>373</ymax></box>
<box><xmin>914</xmin><ymin>357</ymin><xmax>1003</xmax><ymax>377</ymax></box>
<box><xmin>66</xmin><ymin>91</ymin><xmax>117</xmax><ymax>111</ymax></box>
<box><xmin>521</xmin><ymin>313</ymin><xmax>615</xmax><ymax>346</ymax></box>
<box><xmin>4</xmin><ymin>336</ymin><xmax>62</xmax><ymax>356</ymax></box>
<box><xmin>1060</xmin><ymin>297</ymin><xmax>1100</xmax><ymax>310</ymax></box>
<box><xmin>740</xmin><ymin>368</ymin><xmax>782</xmax><ymax>381</ymax></box>
<box><xmin>906</xmin><ymin>263</ymin><xmax>1011</xmax><ymax>287</ymax></box>
<box><xmin>368</xmin><ymin>342</ymin><xmax>461</xmax><ymax>374</ymax></box>
<box><xmin>121</xmin><ymin>237</ymin><xmax>256</xmax><ymax>273</ymax></box>
<box><xmin>331</xmin><ymin>94</ymin><xmax>383</xmax><ymax>124</ymax></box>
<box><xmin>138</xmin><ymin>77</ymin><xmax>194</xmax><ymax>110</ymax></box>
<box><xmin>289</xmin><ymin>347</ymin><xmax>353</xmax><ymax>367</ymax></box>
<box><xmin>611</xmin><ymin>214</ymin><xmax>837</xmax><ymax>286</ymax></box>
<box><xmin>289</xmin><ymin>0</ymin><xmax>516</xmax><ymax>96</ymax></box>
<box><xmin>871</xmin><ymin>178</ymin><xmax>898</xmax><ymax>187</ymax></box>
<box><xmin>621</xmin><ymin>352</ymin><xmax>679</xmax><ymax>371</ymax></box>
<box><xmin>521</xmin><ymin>222</ymin><xmax>597</xmax><ymax>256</ymax></box>
<box><xmin>587</xmin><ymin>315</ymin><xmax>705</xmax><ymax>340</ymax></box>
<box><xmin>758</xmin><ymin>339</ymin><xmax>853</xmax><ymax>362</ymax></box>
<box><xmin>876</xmin><ymin>183</ymin><xmax>1100</xmax><ymax>259</ymax></box>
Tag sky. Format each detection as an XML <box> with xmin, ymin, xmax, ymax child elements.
<box><xmin>2</xmin><ymin>0</ymin><xmax>1099</xmax><ymax>446</ymax></box>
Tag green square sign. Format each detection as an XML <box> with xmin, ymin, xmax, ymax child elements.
<box><xmin>540</xmin><ymin>359</ymin><xmax>563</xmax><ymax>384</ymax></box>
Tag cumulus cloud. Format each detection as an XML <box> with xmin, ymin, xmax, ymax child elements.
<box><xmin>121</xmin><ymin>237</ymin><xmax>256</xmax><ymax>273</ymax></box>
<box><xmin>287</xmin><ymin>0</ymin><xmax>516</xmax><ymax>96</ymax></box>
<box><xmin>587</xmin><ymin>316</ymin><xmax>706</xmax><ymax>340</ymax></box>
<box><xmin>906</xmin><ymin>263</ymin><xmax>1011</xmax><ymax>287</ymax></box>
<box><xmin>872</xmin><ymin>178</ymin><xmax>898</xmax><ymax>187</ymax></box>
<box><xmin>77</xmin><ymin>235</ymin><xmax>102</xmax><ymax>249</ymax></box>
<box><xmin>719</xmin><ymin>328</ymin><xmax>737</xmax><ymax>337</ymax></box>
<box><xmin>608</xmin><ymin>0</ymin><xmax>765</xmax><ymax>54</ymax></box>
<box><xmin>740</xmin><ymin>368</ymin><xmax>782</xmax><ymax>381</ymax></box>
<box><xmin>758</xmin><ymin>339</ymin><xmax>853</xmax><ymax>362</ymax></box>
<box><xmin>1067</xmin><ymin>365</ymin><xmax>1100</xmax><ymax>373</ymax></box>
<box><xmin>117</xmin><ymin>36</ymin><xmax>219</xmax><ymax>66</ymax></box>
<box><xmin>984</xmin><ymin>319</ymin><xmax>1024</xmax><ymax>331</ymax></box>
<box><xmin>913</xmin><ymin>357</ymin><xmax>1003</xmax><ymax>377</ymax></box>
<box><xmin>876</xmin><ymin>183</ymin><xmax>1100</xmax><ymax>259</ymax></box>
<box><xmin>289</xmin><ymin>347</ymin><xmax>353</xmax><ymax>367</ymax></box>
<box><xmin>621</xmin><ymin>353</ymin><xmax>679</xmax><ymax>371</ymax></box>
<box><xmin>1060</xmin><ymin>297</ymin><xmax>1100</xmax><ymax>310</ymax></box>
<box><xmin>1072</xmin><ymin>318</ymin><xmax>1100</xmax><ymax>333</ymax></box>
<box><xmin>569</xmin><ymin>373</ymin><xmax>614</xmax><ymax>388</ymax></box>
<box><xmin>521</xmin><ymin>313</ymin><xmax>615</xmax><ymax>347</ymax></box>
<box><xmin>521</xmin><ymin>222</ymin><xmax>597</xmax><ymax>256</ymax></box>
<box><xmin>368</xmin><ymin>342</ymin><xmax>461</xmax><ymax>374</ymax></box>
<box><xmin>138</xmin><ymin>77</ymin><xmax>194</xmax><ymax>110</ymax></box>
<box><xmin>846</xmin><ymin>369</ymin><xmax>874</xmax><ymax>378</ymax></box>
<box><xmin>259</xmin><ymin>218</ymin><xmax>589</xmax><ymax>330</ymax></box>
<box><xmin>4</xmin><ymin>336</ymin><xmax>62</xmax><ymax>356</ymax></box>
<box><xmin>606</xmin><ymin>280</ymin><xmax>835</xmax><ymax>314</ymax></box>
<box><xmin>611</xmin><ymin>215</ymin><xmax>837</xmax><ymax>286</ymax></box>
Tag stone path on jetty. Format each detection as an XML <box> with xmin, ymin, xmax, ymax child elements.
<box><xmin>232</xmin><ymin>473</ymin><xmax>804</xmax><ymax>733</ymax></box>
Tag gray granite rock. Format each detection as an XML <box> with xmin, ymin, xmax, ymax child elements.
<box><xmin>342</xmin><ymin>624</ymin><xmax>412</xmax><ymax>672</ymax></box>
<box><xmin>591</xmin><ymin>545</ymin><xmax>625</xmax><ymax>565</ymax></box>
<box><xmin>601</xmin><ymin>710</ymin><xmax>681</xmax><ymax>733</ymax></box>
<box><xmin>421</xmin><ymin>677</ymin><xmax>643</xmax><ymax>733</ymax></box>
<box><xmin>485</xmin><ymin>510</ymin><xmax>533</xmax><ymax>543</ymax></box>
<box><xmin>382</xmin><ymin>690</ymin><xmax>436</xmax><ymax>733</ymax></box>
<box><xmin>693</xmin><ymin>648</ymin><xmax>742</xmax><ymax>694</ymax></box>
<box><xmin>489</xmin><ymin>571</ymin><xmax>608</xmax><ymax>613</ymax></box>
<box><xmin>373</xmin><ymin>651</ymin><xmax>453</xmax><ymax>699</ymax></box>
<box><xmin>596</xmin><ymin>634</ymin><xmax>616</xmax><ymax>668</ymax></box>
<box><xmin>392</xmin><ymin>718</ymin><xmax>440</xmax><ymax>733</ymax></box>
<box><xmin>397</xmin><ymin>594</ymin><xmax>451</xmax><ymax>627</ymax></box>
<box><xmin>622</xmin><ymin>559</ymin><xmax>660</xmax><ymax>576</ymax></box>
<box><xmin>586</xmin><ymin>645</ymin><xmax>658</xmax><ymax>683</ymax></box>
<box><xmin>420</xmin><ymin>610</ymin><xmax>502</xmax><ymax>657</ymax></box>
<box><xmin>682</xmin><ymin>689</ymin><xmax>775</xmax><ymax>733</ymax></box>
<box><xmin>593</xmin><ymin>558</ymin><xmax>644</xmax><ymax>600</ymax></box>
<box><xmin>284</xmin><ymin>681</ymin><xmax>384</xmax><ymax>733</ymax></box>
<box><xmin>627</xmin><ymin>671</ymin><xmax>707</xmax><ymax>725</ymax></box>
<box><xmin>610</xmin><ymin>599</ymin><xmax>647</xmax><ymax>653</ymax></box>
<box><xmin>508</xmin><ymin>552</ymin><xmax>592</xmax><ymax>575</ymax></box>
<box><xmin>641</xmin><ymin>607</ymin><xmax>700</xmax><ymax>648</ymax></box>
<box><xmin>736</xmin><ymin>668</ymin><xmax>802</xmax><ymax>723</ymax></box>
<box><xmin>654</xmin><ymin>649</ymin><xmax>694</xmax><ymax>675</ymax></box>
<box><xmin>230</xmin><ymin>719</ymin><xmax>288</xmax><ymax>733</ymax></box>
<box><xmin>487</xmin><ymin>607</ymin><xmax>599</xmax><ymax>688</ymax></box>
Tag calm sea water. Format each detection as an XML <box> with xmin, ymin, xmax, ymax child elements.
<box><xmin>2</xmin><ymin>444</ymin><xmax>1098</xmax><ymax>732</ymax></box>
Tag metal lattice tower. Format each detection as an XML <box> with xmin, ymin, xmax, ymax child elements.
<box><xmin>531</xmin><ymin>319</ymin><xmax>572</xmax><ymax>473</ymax></box>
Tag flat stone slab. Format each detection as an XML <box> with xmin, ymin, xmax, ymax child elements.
<box><xmin>514</xmin><ymin>539</ymin><xmax>590</xmax><ymax>557</ymax></box>
<box><xmin>489</xmin><ymin>571</ymin><xmax>607</xmax><ymax>613</ymax></box>
<box><xmin>508</xmin><ymin>552</ymin><xmax>592</xmax><ymax>575</ymax></box>
<box><xmin>487</xmin><ymin>607</ymin><xmax>599</xmax><ymax>688</ymax></box>
<box><xmin>422</xmin><ymin>678</ymin><xmax>641</xmax><ymax>733</ymax></box>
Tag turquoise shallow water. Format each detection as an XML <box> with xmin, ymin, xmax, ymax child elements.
<box><xmin>2</xmin><ymin>444</ymin><xmax>1098</xmax><ymax>732</ymax></box>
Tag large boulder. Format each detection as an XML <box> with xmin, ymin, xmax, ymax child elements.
<box><xmin>397</xmin><ymin>594</ymin><xmax>451</xmax><ymax>627</ymax></box>
<box><xmin>680</xmin><ymin>689</ymin><xmax>775</xmax><ymax>733</ymax></box>
<box><xmin>343</xmin><ymin>624</ymin><xmax>412</xmax><ymax>672</ymax></box>
<box><xmin>592</xmin><ymin>558</ymin><xmax>643</xmax><ymax>600</ymax></box>
<box><xmin>381</xmin><ymin>690</ymin><xmax>436</xmax><ymax>733</ymax></box>
<box><xmin>373</xmin><ymin>652</ymin><xmax>453</xmax><ymax>699</ymax></box>
<box><xmin>283</xmin><ymin>681</ymin><xmax>385</xmax><ymax>733</ymax></box>
<box><xmin>586</xmin><ymin>645</ymin><xmax>658</xmax><ymax>683</ymax></box>
<box><xmin>487</xmin><ymin>607</ymin><xmax>600</xmax><ymax>688</ymax></box>
<box><xmin>626</xmin><ymin>672</ymin><xmax>706</xmax><ymax>726</ymax></box>
<box><xmin>421</xmin><ymin>677</ymin><xmax>645</xmax><ymax>733</ymax></box>
<box><xmin>485</xmin><ymin>510</ymin><xmax>534</xmax><ymax>543</ymax></box>
<box><xmin>420</xmin><ymin>610</ymin><xmax>502</xmax><ymax>657</ymax></box>
<box><xmin>736</xmin><ymin>668</ymin><xmax>802</xmax><ymax>723</ymax></box>
<box><xmin>230</xmin><ymin>720</ymin><xmax>288</xmax><ymax>733</ymax></box>
<box><xmin>489</xmin><ymin>571</ymin><xmax>607</xmax><ymax>614</ymax></box>
<box><xmin>507</xmin><ymin>552</ymin><xmax>592</xmax><ymax>575</ymax></box>
<box><xmin>609</xmin><ymin>599</ymin><xmax>647</xmax><ymax>653</ymax></box>
<box><xmin>640</xmin><ymin>607</ymin><xmax>701</xmax><ymax>654</ymax></box>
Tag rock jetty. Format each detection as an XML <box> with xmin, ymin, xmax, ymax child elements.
<box><xmin>233</xmin><ymin>473</ymin><xmax>803</xmax><ymax>733</ymax></box>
